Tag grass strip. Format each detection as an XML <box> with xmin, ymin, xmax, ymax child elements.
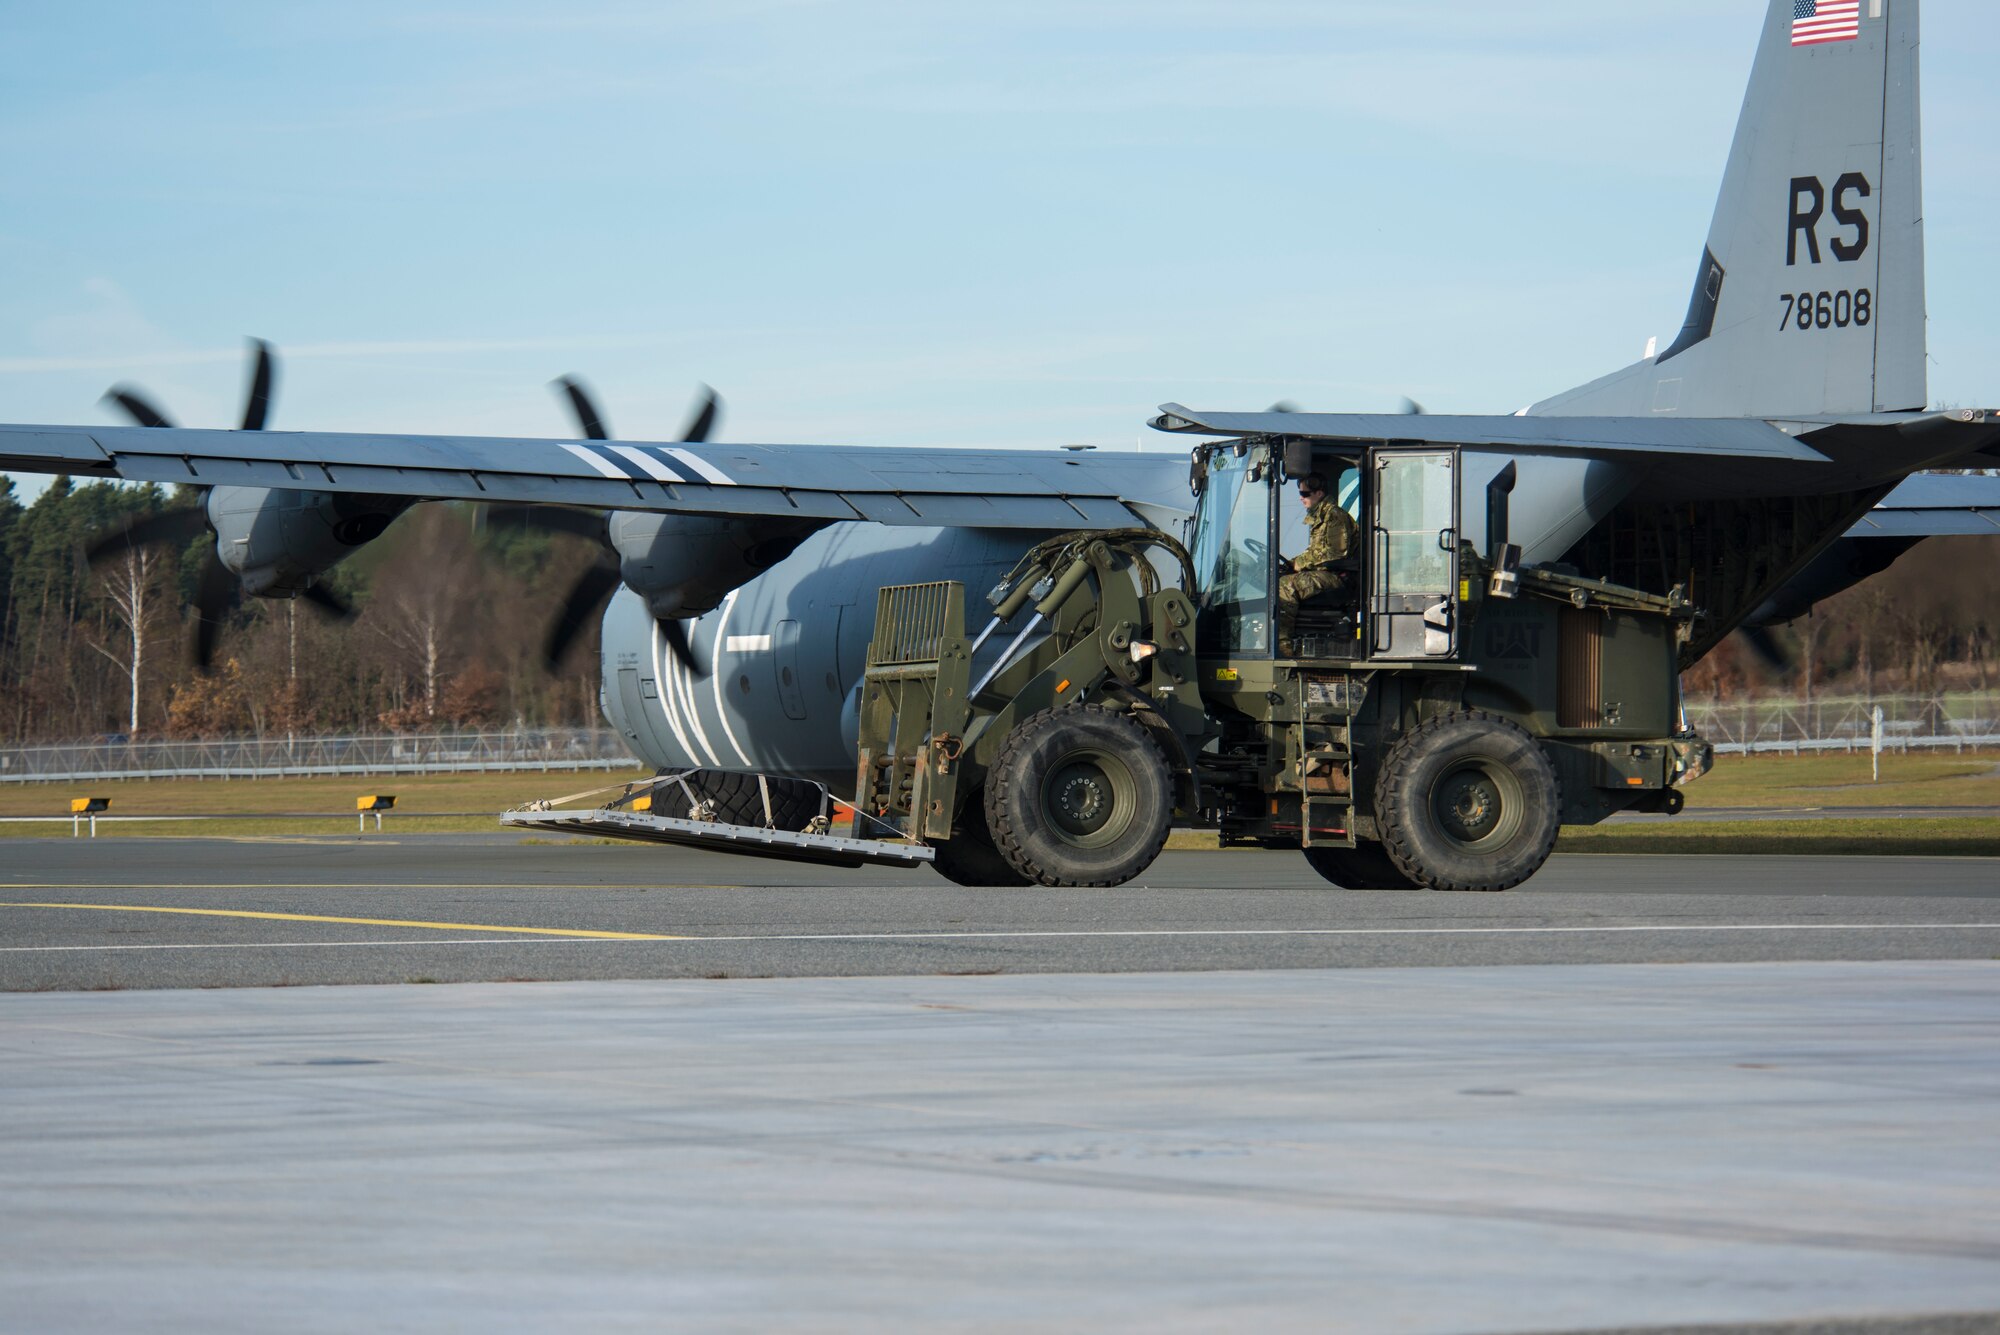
<box><xmin>1554</xmin><ymin>816</ymin><xmax>2000</xmax><ymax>857</ymax></box>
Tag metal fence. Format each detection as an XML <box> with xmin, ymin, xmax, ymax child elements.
<box><xmin>1686</xmin><ymin>692</ymin><xmax>2000</xmax><ymax>755</ymax></box>
<box><xmin>3</xmin><ymin>695</ymin><xmax>1993</xmax><ymax>782</ymax></box>
<box><xmin>0</xmin><ymin>729</ymin><xmax>639</xmax><ymax>783</ymax></box>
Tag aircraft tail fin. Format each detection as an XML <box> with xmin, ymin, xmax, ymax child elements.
<box><xmin>1533</xmin><ymin>0</ymin><xmax>1925</xmax><ymax>418</ymax></box>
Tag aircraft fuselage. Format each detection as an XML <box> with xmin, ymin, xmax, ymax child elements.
<box><xmin>598</xmin><ymin>523</ymin><xmax>1051</xmax><ymax>789</ymax></box>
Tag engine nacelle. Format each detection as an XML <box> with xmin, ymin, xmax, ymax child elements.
<box><xmin>607</xmin><ymin>511</ymin><xmax>825</xmax><ymax>620</ymax></box>
<box><xmin>206</xmin><ymin>486</ymin><xmax>411</xmax><ymax>597</ymax></box>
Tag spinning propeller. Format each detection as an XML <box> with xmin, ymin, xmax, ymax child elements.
<box><xmin>83</xmin><ymin>339</ymin><xmax>353</xmax><ymax>670</ymax></box>
<box><xmin>486</xmin><ymin>378</ymin><xmax>721</xmax><ymax>675</ymax></box>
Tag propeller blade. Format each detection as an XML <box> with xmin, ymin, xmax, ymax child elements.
<box><xmin>1265</xmin><ymin>400</ymin><xmax>1300</xmax><ymax>414</ymax></box>
<box><xmin>240</xmin><ymin>338</ymin><xmax>275</xmax><ymax>431</ymax></box>
<box><xmin>1397</xmin><ymin>396</ymin><xmax>1428</xmax><ymax>416</ymax></box>
<box><xmin>191</xmin><ymin>554</ymin><xmax>238</xmax><ymax>672</ymax></box>
<box><xmin>82</xmin><ymin>506</ymin><xmax>210</xmax><ymax>567</ymax></box>
<box><xmin>543</xmin><ymin>562</ymin><xmax>624</xmax><ymax>669</ymax></box>
<box><xmin>678</xmin><ymin>384</ymin><xmax>720</xmax><ymax>443</ymax></box>
<box><xmin>554</xmin><ymin>376</ymin><xmax>609</xmax><ymax>440</ymax></box>
<box><xmin>300</xmin><ymin>581</ymin><xmax>354</xmax><ymax>620</ymax></box>
<box><xmin>1738</xmin><ymin>625</ymin><xmax>1795</xmax><ymax>675</ymax></box>
<box><xmin>661</xmin><ymin>617</ymin><xmax>706</xmax><ymax>680</ymax></box>
<box><xmin>485</xmin><ymin>504</ymin><xmax>610</xmax><ymax>545</ymax></box>
<box><xmin>101</xmin><ymin>386</ymin><xmax>175</xmax><ymax>429</ymax></box>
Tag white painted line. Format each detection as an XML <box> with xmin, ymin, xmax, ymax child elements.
<box><xmin>608</xmin><ymin>444</ymin><xmax>680</xmax><ymax>482</ymax></box>
<box><xmin>724</xmin><ymin>634</ymin><xmax>773</xmax><ymax>652</ymax></box>
<box><xmin>663</xmin><ymin>447</ymin><xmax>735</xmax><ymax>486</ymax></box>
<box><xmin>670</xmin><ymin>607</ymin><xmax>724</xmax><ymax>767</ymax></box>
<box><xmin>710</xmin><ymin>590</ymin><xmax>755</xmax><ymax>766</ymax></box>
<box><xmin>2</xmin><ymin>923</ymin><xmax>1996</xmax><ymax>954</ymax></box>
<box><xmin>625</xmin><ymin>923</ymin><xmax>2000</xmax><ymax>943</ymax></box>
<box><xmin>650</xmin><ymin>616</ymin><xmax>699</xmax><ymax>765</ymax></box>
<box><xmin>558</xmin><ymin>442</ymin><xmax>630</xmax><ymax>479</ymax></box>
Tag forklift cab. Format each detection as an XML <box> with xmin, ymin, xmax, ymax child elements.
<box><xmin>1188</xmin><ymin>438</ymin><xmax>1462</xmax><ymax>662</ymax></box>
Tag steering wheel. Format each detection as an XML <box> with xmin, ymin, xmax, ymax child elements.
<box><xmin>1242</xmin><ymin>538</ymin><xmax>1269</xmax><ymax>566</ymax></box>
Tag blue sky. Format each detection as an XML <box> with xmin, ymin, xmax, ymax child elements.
<box><xmin>4</xmin><ymin>1</ymin><xmax>1996</xmax><ymax>503</ymax></box>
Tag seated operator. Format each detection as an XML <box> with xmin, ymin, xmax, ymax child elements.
<box><xmin>1276</xmin><ymin>470</ymin><xmax>1358</xmax><ymax>658</ymax></box>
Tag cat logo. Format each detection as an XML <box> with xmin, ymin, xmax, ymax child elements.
<box><xmin>1485</xmin><ymin>624</ymin><xmax>1543</xmax><ymax>660</ymax></box>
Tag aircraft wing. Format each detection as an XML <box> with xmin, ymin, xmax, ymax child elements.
<box><xmin>1847</xmin><ymin>472</ymin><xmax>2000</xmax><ymax>537</ymax></box>
<box><xmin>1150</xmin><ymin>405</ymin><xmax>2000</xmax><ymax>500</ymax></box>
<box><xmin>0</xmin><ymin>423</ymin><xmax>1190</xmax><ymax>530</ymax></box>
<box><xmin>1148</xmin><ymin>406</ymin><xmax>1829</xmax><ymax>461</ymax></box>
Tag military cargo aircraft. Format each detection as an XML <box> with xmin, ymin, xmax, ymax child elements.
<box><xmin>0</xmin><ymin>0</ymin><xmax>1995</xmax><ymax>801</ymax></box>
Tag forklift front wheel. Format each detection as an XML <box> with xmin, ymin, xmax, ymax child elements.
<box><xmin>1375</xmin><ymin>711</ymin><xmax>1561</xmax><ymax>892</ymax></box>
<box><xmin>986</xmin><ymin>706</ymin><xmax>1173</xmax><ymax>887</ymax></box>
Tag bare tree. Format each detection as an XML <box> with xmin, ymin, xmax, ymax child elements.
<box><xmin>1795</xmin><ymin>612</ymin><xmax>1824</xmax><ymax>736</ymax></box>
<box><xmin>84</xmin><ymin>545</ymin><xmax>161</xmax><ymax>736</ymax></box>
<box><xmin>366</xmin><ymin>508</ymin><xmax>475</xmax><ymax>726</ymax></box>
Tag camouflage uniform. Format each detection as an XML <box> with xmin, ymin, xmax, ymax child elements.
<box><xmin>1276</xmin><ymin>498</ymin><xmax>1358</xmax><ymax>657</ymax></box>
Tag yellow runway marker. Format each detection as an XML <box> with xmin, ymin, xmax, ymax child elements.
<box><xmin>0</xmin><ymin>902</ymin><xmax>687</xmax><ymax>940</ymax></box>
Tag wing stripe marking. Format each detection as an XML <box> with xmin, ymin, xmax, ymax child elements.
<box><xmin>609</xmin><ymin>445</ymin><xmax>683</xmax><ymax>483</ymax></box>
<box><xmin>710</xmin><ymin>590</ymin><xmax>755</xmax><ymax>766</ymax></box>
<box><xmin>664</xmin><ymin>447</ymin><xmax>736</xmax><ymax>486</ymax></box>
<box><xmin>560</xmin><ymin>442</ymin><xmax>632</xmax><ymax>479</ymax></box>
<box><xmin>593</xmin><ymin>445</ymin><xmax>655</xmax><ymax>482</ymax></box>
<box><xmin>650</xmin><ymin>618</ymin><xmax>699</xmax><ymax>766</ymax></box>
<box><xmin>668</xmin><ymin>618</ymin><xmax>722</xmax><ymax>766</ymax></box>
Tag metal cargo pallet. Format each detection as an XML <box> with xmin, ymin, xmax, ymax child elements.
<box><xmin>500</xmin><ymin>774</ymin><xmax>935</xmax><ymax>870</ymax></box>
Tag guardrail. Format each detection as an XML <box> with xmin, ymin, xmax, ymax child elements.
<box><xmin>3</xmin><ymin>696</ymin><xmax>1993</xmax><ymax>781</ymax></box>
<box><xmin>1711</xmin><ymin>732</ymin><xmax>2000</xmax><ymax>756</ymax></box>
<box><xmin>1686</xmin><ymin>693</ymin><xmax>2000</xmax><ymax>756</ymax></box>
<box><xmin>0</xmin><ymin>729</ymin><xmax>639</xmax><ymax>783</ymax></box>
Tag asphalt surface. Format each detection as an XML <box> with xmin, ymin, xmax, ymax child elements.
<box><xmin>1</xmin><ymin>835</ymin><xmax>1995</xmax><ymax>990</ymax></box>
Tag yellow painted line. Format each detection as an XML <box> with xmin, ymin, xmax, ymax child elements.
<box><xmin>0</xmin><ymin>902</ymin><xmax>686</xmax><ymax>940</ymax></box>
<box><xmin>0</xmin><ymin>883</ymin><xmax>732</xmax><ymax>891</ymax></box>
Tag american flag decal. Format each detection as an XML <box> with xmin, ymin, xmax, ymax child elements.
<box><xmin>1793</xmin><ymin>0</ymin><xmax>1861</xmax><ymax>46</ymax></box>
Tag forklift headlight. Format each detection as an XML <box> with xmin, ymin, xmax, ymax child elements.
<box><xmin>1129</xmin><ymin>640</ymin><xmax>1160</xmax><ymax>663</ymax></box>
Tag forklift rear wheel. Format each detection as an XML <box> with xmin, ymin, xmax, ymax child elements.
<box><xmin>1374</xmin><ymin>711</ymin><xmax>1560</xmax><ymax>892</ymax></box>
<box><xmin>1301</xmin><ymin>841</ymin><xmax>1422</xmax><ymax>890</ymax></box>
<box><xmin>930</xmin><ymin>791</ymin><xmax>1033</xmax><ymax>887</ymax></box>
<box><xmin>986</xmin><ymin>706</ymin><xmax>1173</xmax><ymax>887</ymax></box>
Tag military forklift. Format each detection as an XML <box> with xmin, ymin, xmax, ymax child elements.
<box><xmin>506</xmin><ymin>433</ymin><xmax>1711</xmax><ymax>890</ymax></box>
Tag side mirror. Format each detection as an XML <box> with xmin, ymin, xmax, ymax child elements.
<box><xmin>1282</xmin><ymin>439</ymin><xmax>1313</xmax><ymax>478</ymax></box>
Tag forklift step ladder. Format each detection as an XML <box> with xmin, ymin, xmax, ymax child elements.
<box><xmin>1291</xmin><ymin>671</ymin><xmax>1360</xmax><ymax>849</ymax></box>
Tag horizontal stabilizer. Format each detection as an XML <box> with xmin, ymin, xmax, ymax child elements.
<box><xmin>1848</xmin><ymin>472</ymin><xmax>2000</xmax><ymax>536</ymax></box>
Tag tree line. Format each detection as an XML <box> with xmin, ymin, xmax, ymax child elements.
<box><xmin>1</xmin><ymin>475</ymin><xmax>1994</xmax><ymax>743</ymax></box>
<box><xmin>1682</xmin><ymin>531</ymin><xmax>1999</xmax><ymax>703</ymax></box>
<box><xmin>0</xmin><ymin>477</ymin><xmax>604</xmax><ymax>743</ymax></box>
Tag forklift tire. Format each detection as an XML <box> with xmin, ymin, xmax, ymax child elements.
<box><xmin>985</xmin><ymin>706</ymin><xmax>1173</xmax><ymax>887</ymax></box>
<box><xmin>1374</xmin><ymin>711</ymin><xmax>1561</xmax><ymax>892</ymax></box>
<box><xmin>930</xmin><ymin>792</ymin><xmax>1033</xmax><ymax>887</ymax></box>
<box><xmin>1301</xmin><ymin>842</ymin><xmax>1422</xmax><ymax>891</ymax></box>
<box><xmin>648</xmin><ymin>769</ymin><xmax>826</xmax><ymax>832</ymax></box>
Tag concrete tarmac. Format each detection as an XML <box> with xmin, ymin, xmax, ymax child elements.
<box><xmin>4</xmin><ymin>837</ymin><xmax>1998</xmax><ymax>1330</ymax></box>
<box><xmin>3</xmin><ymin>962</ymin><xmax>1998</xmax><ymax>1332</ymax></box>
